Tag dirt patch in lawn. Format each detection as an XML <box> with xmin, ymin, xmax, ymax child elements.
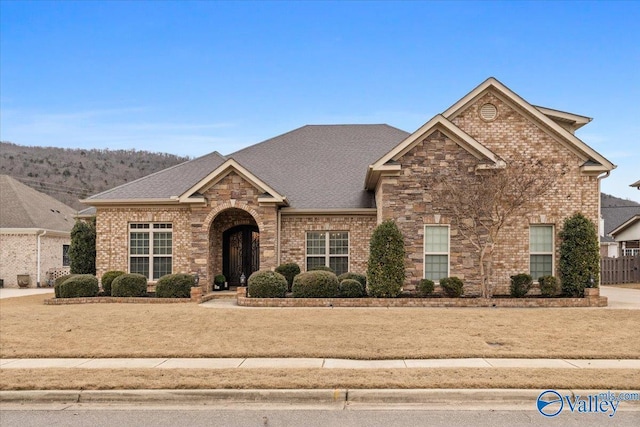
<box><xmin>1</xmin><ymin>368</ymin><xmax>638</xmax><ymax>391</ymax></box>
<box><xmin>1</xmin><ymin>294</ymin><xmax>639</xmax><ymax>359</ymax></box>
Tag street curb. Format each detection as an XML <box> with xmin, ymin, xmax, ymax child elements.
<box><xmin>1</xmin><ymin>389</ymin><xmax>638</xmax><ymax>408</ymax></box>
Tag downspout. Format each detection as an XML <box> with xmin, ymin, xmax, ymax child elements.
<box><xmin>596</xmin><ymin>171</ymin><xmax>611</xmax><ymax>284</ymax></box>
<box><xmin>37</xmin><ymin>230</ymin><xmax>47</xmax><ymax>288</ymax></box>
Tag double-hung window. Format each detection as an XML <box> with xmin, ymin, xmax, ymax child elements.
<box><xmin>530</xmin><ymin>225</ymin><xmax>554</xmax><ymax>280</ymax></box>
<box><xmin>129</xmin><ymin>223</ymin><xmax>173</xmax><ymax>280</ymax></box>
<box><xmin>424</xmin><ymin>225</ymin><xmax>449</xmax><ymax>281</ymax></box>
<box><xmin>306</xmin><ymin>231</ymin><xmax>349</xmax><ymax>276</ymax></box>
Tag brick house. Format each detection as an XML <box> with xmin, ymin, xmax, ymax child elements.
<box><xmin>82</xmin><ymin>78</ymin><xmax>614</xmax><ymax>294</ymax></box>
<box><xmin>0</xmin><ymin>175</ymin><xmax>76</xmax><ymax>287</ymax></box>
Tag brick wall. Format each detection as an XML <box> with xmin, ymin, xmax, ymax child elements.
<box><xmin>280</xmin><ymin>214</ymin><xmax>377</xmax><ymax>274</ymax></box>
<box><xmin>378</xmin><ymin>90</ymin><xmax>601</xmax><ymax>294</ymax></box>
<box><xmin>0</xmin><ymin>232</ymin><xmax>70</xmax><ymax>287</ymax></box>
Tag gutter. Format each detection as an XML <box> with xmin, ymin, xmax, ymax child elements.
<box><xmin>36</xmin><ymin>230</ymin><xmax>47</xmax><ymax>288</ymax></box>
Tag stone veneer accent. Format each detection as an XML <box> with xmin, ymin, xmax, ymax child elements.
<box><xmin>95</xmin><ymin>171</ymin><xmax>278</xmax><ymax>291</ymax></box>
<box><xmin>279</xmin><ymin>214</ymin><xmax>377</xmax><ymax>274</ymax></box>
<box><xmin>378</xmin><ymin>91</ymin><xmax>600</xmax><ymax>295</ymax></box>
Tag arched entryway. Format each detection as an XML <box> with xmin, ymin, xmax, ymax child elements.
<box><xmin>223</xmin><ymin>225</ymin><xmax>259</xmax><ymax>286</ymax></box>
<box><xmin>209</xmin><ymin>208</ymin><xmax>260</xmax><ymax>287</ymax></box>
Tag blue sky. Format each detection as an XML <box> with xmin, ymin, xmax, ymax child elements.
<box><xmin>1</xmin><ymin>0</ymin><xmax>638</xmax><ymax>201</ymax></box>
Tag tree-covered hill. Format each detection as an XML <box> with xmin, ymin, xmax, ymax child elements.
<box><xmin>0</xmin><ymin>142</ymin><xmax>190</xmax><ymax>210</ymax></box>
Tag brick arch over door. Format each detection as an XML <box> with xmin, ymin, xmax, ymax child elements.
<box><xmin>206</xmin><ymin>205</ymin><xmax>262</xmax><ymax>289</ymax></box>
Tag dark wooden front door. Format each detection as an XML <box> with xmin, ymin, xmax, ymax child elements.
<box><xmin>223</xmin><ymin>225</ymin><xmax>259</xmax><ymax>286</ymax></box>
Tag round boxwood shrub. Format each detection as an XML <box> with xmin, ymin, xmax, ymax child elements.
<box><xmin>101</xmin><ymin>270</ymin><xmax>125</xmax><ymax>296</ymax></box>
<box><xmin>292</xmin><ymin>271</ymin><xmax>340</xmax><ymax>298</ymax></box>
<box><xmin>155</xmin><ymin>273</ymin><xmax>195</xmax><ymax>298</ymax></box>
<box><xmin>308</xmin><ymin>265</ymin><xmax>335</xmax><ymax>274</ymax></box>
<box><xmin>275</xmin><ymin>262</ymin><xmax>301</xmax><ymax>291</ymax></box>
<box><xmin>59</xmin><ymin>275</ymin><xmax>99</xmax><ymax>298</ymax></box>
<box><xmin>54</xmin><ymin>274</ymin><xmax>78</xmax><ymax>298</ymax></box>
<box><xmin>440</xmin><ymin>277</ymin><xmax>464</xmax><ymax>297</ymax></box>
<box><xmin>539</xmin><ymin>275</ymin><xmax>559</xmax><ymax>297</ymax></box>
<box><xmin>337</xmin><ymin>272</ymin><xmax>366</xmax><ymax>287</ymax></box>
<box><xmin>339</xmin><ymin>279</ymin><xmax>366</xmax><ymax>298</ymax></box>
<box><xmin>510</xmin><ymin>273</ymin><xmax>533</xmax><ymax>298</ymax></box>
<box><xmin>417</xmin><ymin>279</ymin><xmax>435</xmax><ymax>297</ymax></box>
<box><xmin>247</xmin><ymin>270</ymin><xmax>288</xmax><ymax>298</ymax></box>
<box><xmin>111</xmin><ymin>273</ymin><xmax>148</xmax><ymax>297</ymax></box>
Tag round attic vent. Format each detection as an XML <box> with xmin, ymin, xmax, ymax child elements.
<box><xmin>480</xmin><ymin>103</ymin><xmax>498</xmax><ymax>121</ymax></box>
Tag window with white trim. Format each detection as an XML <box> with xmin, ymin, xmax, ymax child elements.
<box><xmin>530</xmin><ymin>225</ymin><xmax>554</xmax><ymax>280</ymax></box>
<box><xmin>129</xmin><ymin>223</ymin><xmax>173</xmax><ymax>280</ymax></box>
<box><xmin>306</xmin><ymin>231</ymin><xmax>349</xmax><ymax>276</ymax></box>
<box><xmin>424</xmin><ymin>225</ymin><xmax>449</xmax><ymax>281</ymax></box>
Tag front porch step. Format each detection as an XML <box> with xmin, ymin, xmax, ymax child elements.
<box><xmin>202</xmin><ymin>291</ymin><xmax>236</xmax><ymax>301</ymax></box>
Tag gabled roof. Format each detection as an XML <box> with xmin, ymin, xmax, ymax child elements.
<box><xmin>610</xmin><ymin>215</ymin><xmax>640</xmax><ymax>237</ymax></box>
<box><xmin>631</xmin><ymin>180</ymin><xmax>640</xmax><ymax>189</ymax></box>
<box><xmin>83</xmin><ymin>125</ymin><xmax>409</xmax><ymax>209</ymax></box>
<box><xmin>442</xmin><ymin>77</ymin><xmax>615</xmax><ymax>173</ymax></box>
<box><xmin>365</xmin><ymin>115</ymin><xmax>504</xmax><ymax>189</ymax></box>
<box><xmin>178</xmin><ymin>158</ymin><xmax>288</xmax><ymax>205</ymax></box>
<box><xmin>83</xmin><ymin>151</ymin><xmax>227</xmax><ymax>204</ymax></box>
<box><xmin>601</xmin><ymin>193</ymin><xmax>640</xmax><ymax>235</ymax></box>
<box><xmin>0</xmin><ymin>175</ymin><xmax>76</xmax><ymax>231</ymax></box>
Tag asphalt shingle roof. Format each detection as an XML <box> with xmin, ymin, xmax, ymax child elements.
<box><xmin>0</xmin><ymin>175</ymin><xmax>76</xmax><ymax>231</ymax></box>
<box><xmin>86</xmin><ymin>125</ymin><xmax>409</xmax><ymax>209</ymax></box>
<box><xmin>601</xmin><ymin>193</ymin><xmax>640</xmax><ymax>236</ymax></box>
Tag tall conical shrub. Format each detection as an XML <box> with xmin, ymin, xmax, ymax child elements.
<box><xmin>559</xmin><ymin>213</ymin><xmax>600</xmax><ymax>297</ymax></box>
<box><xmin>367</xmin><ymin>220</ymin><xmax>405</xmax><ymax>297</ymax></box>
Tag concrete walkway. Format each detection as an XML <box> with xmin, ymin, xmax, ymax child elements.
<box><xmin>601</xmin><ymin>285</ymin><xmax>640</xmax><ymax>309</ymax></box>
<box><xmin>2</xmin><ymin>357</ymin><xmax>639</xmax><ymax>369</ymax></box>
<box><xmin>0</xmin><ymin>288</ymin><xmax>54</xmax><ymax>299</ymax></box>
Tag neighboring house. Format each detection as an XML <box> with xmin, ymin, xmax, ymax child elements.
<box><xmin>600</xmin><ymin>194</ymin><xmax>640</xmax><ymax>257</ymax></box>
<box><xmin>0</xmin><ymin>175</ymin><xmax>76</xmax><ymax>287</ymax></box>
<box><xmin>82</xmin><ymin>78</ymin><xmax>614</xmax><ymax>295</ymax></box>
<box><xmin>631</xmin><ymin>180</ymin><xmax>640</xmax><ymax>190</ymax></box>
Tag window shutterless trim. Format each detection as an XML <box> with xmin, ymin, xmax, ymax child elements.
<box><xmin>129</xmin><ymin>222</ymin><xmax>173</xmax><ymax>280</ymax></box>
<box><xmin>423</xmin><ymin>224</ymin><xmax>450</xmax><ymax>282</ymax></box>
<box><xmin>529</xmin><ymin>225</ymin><xmax>554</xmax><ymax>280</ymax></box>
<box><xmin>305</xmin><ymin>231</ymin><xmax>350</xmax><ymax>274</ymax></box>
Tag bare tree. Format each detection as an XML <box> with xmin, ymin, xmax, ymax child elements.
<box><xmin>429</xmin><ymin>155</ymin><xmax>566</xmax><ymax>298</ymax></box>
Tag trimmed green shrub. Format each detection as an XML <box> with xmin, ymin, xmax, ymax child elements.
<box><xmin>111</xmin><ymin>273</ymin><xmax>148</xmax><ymax>297</ymax></box>
<box><xmin>54</xmin><ymin>274</ymin><xmax>78</xmax><ymax>298</ymax></box>
<box><xmin>156</xmin><ymin>273</ymin><xmax>195</xmax><ymax>298</ymax></box>
<box><xmin>510</xmin><ymin>273</ymin><xmax>533</xmax><ymax>298</ymax></box>
<box><xmin>337</xmin><ymin>272</ymin><xmax>366</xmax><ymax>287</ymax></box>
<box><xmin>559</xmin><ymin>213</ymin><xmax>600</xmax><ymax>297</ymax></box>
<box><xmin>339</xmin><ymin>279</ymin><xmax>366</xmax><ymax>298</ymax></box>
<box><xmin>214</xmin><ymin>274</ymin><xmax>226</xmax><ymax>285</ymax></box>
<box><xmin>59</xmin><ymin>275</ymin><xmax>99</xmax><ymax>298</ymax></box>
<box><xmin>440</xmin><ymin>277</ymin><xmax>464</xmax><ymax>297</ymax></box>
<box><xmin>309</xmin><ymin>265</ymin><xmax>335</xmax><ymax>274</ymax></box>
<box><xmin>101</xmin><ymin>270</ymin><xmax>125</xmax><ymax>296</ymax></box>
<box><xmin>247</xmin><ymin>270</ymin><xmax>288</xmax><ymax>298</ymax></box>
<box><xmin>275</xmin><ymin>263</ymin><xmax>301</xmax><ymax>291</ymax></box>
<box><xmin>539</xmin><ymin>275</ymin><xmax>559</xmax><ymax>297</ymax></box>
<box><xmin>417</xmin><ymin>279</ymin><xmax>435</xmax><ymax>297</ymax></box>
<box><xmin>292</xmin><ymin>271</ymin><xmax>340</xmax><ymax>298</ymax></box>
<box><xmin>69</xmin><ymin>218</ymin><xmax>96</xmax><ymax>275</ymax></box>
<box><xmin>367</xmin><ymin>220</ymin><xmax>405</xmax><ymax>298</ymax></box>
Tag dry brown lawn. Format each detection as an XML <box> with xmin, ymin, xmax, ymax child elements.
<box><xmin>2</xmin><ymin>294</ymin><xmax>639</xmax><ymax>359</ymax></box>
<box><xmin>1</xmin><ymin>368</ymin><xmax>638</xmax><ymax>391</ymax></box>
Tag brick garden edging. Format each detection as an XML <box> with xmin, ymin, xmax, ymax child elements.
<box><xmin>44</xmin><ymin>297</ymin><xmax>194</xmax><ymax>305</ymax></box>
<box><xmin>236</xmin><ymin>288</ymin><xmax>608</xmax><ymax>308</ymax></box>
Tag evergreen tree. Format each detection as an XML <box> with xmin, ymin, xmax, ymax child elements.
<box><xmin>367</xmin><ymin>220</ymin><xmax>405</xmax><ymax>297</ymax></box>
<box><xmin>559</xmin><ymin>213</ymin><xmax>600</xmax><ymax>297</ymax></box>
<box><xmin>69</xmin><ymin>217</ymin><xmax>96</xmax><ymax>275</ymax></box>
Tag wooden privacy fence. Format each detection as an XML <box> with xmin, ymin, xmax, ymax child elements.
<box><xmin>601</xmin><ymin>255</ymin><xmax>640</xmax><ymax>284</ymax></box>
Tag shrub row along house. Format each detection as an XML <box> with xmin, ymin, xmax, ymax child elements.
<box><xmin>81</xmin><ymin>78</ymin><xmax>614</xmax><ymax>295</ymax></box>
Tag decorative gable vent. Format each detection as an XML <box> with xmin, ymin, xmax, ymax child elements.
<box><xmin>480</xmin><ymin>103</ymin><xmax>498</xmax><ymax>121</ymax></box>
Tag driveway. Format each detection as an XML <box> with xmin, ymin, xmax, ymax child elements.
<box><xmin>0</xmin><ymin>288</ymin><xmax>54</xmax><ymax>299</ymax></box>
<box><xmin>600</xmin><ymin>285</ymin><xmax>640</xmax><ymax>309</ymax></box>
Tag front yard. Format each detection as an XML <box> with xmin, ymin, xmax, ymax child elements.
<box><xmin>2</xmin><ymin>294</ymin><xmax>639</xmax><ymax>359</ymax></box>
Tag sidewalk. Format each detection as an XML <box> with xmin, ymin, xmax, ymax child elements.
<box><xmin>2</xmin><ymin>357</ymin><xmax>639</xmax><ymax>369</ymax></box>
